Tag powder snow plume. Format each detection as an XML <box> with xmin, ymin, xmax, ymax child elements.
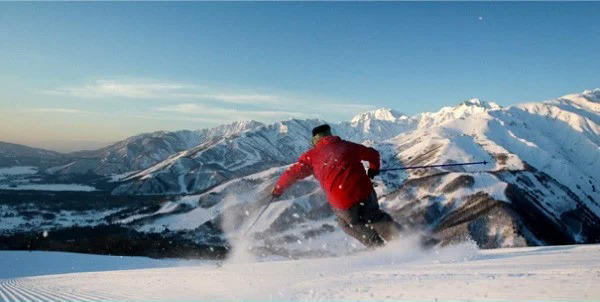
<box><xmin>344</xmin><ymin>233</ymin><xmax>480</xmax><ymax>270</ymax></box>
<box><xmin>219</xmin><ymin>186</ymin><xmax>268</xmax><ymax>265</ymax></box>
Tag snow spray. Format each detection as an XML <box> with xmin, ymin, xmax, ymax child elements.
<box><xmin>220</xmin><ymin>192</ymin><xmax>259</xmax><ymax>264</ymax></box>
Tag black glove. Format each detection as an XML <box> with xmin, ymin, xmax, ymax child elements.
<box><xmin>367</xmin><ymin>169</ymin><xmax>380</xmax><ymax>179</ymax></box>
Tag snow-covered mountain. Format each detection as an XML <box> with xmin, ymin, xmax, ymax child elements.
<box><xmin>416</xmin><ymin>98</ymin><xmax>502</xmax><ymax>128</ymax></box>
<box><xmin>335</xmin><ymin>108</ymin><xmax>417</xmax><ymax>143</ymax></box>
<box><xmin>380</xmin><ymin>88</ymin><xmax>600</xmax><ymax>247</ymax></box>
<box><xmin>112</xmin><ymin>119</ymin><xmax>323</xmax><ymax>195</ymax></box>
<box><xmin>108</xmin><ymin>88</ymin><xmax>598</xmax><ymax>253</ymax></box>
<box><xmin>1</xmin><ymin>89</ymin><xmax>599</xmax><ymax>258</ymax></box>
<box><xmin>112</xmin><ymin>108</ymin><xmax>420</xmax><ymax>195</ymax></box>
<box><xmin>0</xmin><ymin>141</ymin><xmax>67</xmax><ymax>167</ymax></box>
<box><xmin>49</xmin><ymin>121</ymin><xmax>264</xmax><ymax>176</ymax></box>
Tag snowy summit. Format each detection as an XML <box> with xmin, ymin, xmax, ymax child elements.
<box><xmin>351</xmin><ymin>107</ymin><xmax>409</xmax><ymax>124</ymax></box>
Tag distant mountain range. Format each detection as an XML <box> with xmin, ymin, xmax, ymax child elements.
<box><xmin>0</xmin><ymin>141</ymin><xmax>66</xmax><ymax>167</ymax></box>
<box><xmin>1</xmin><ymin>88</ymin><xmax>598</xmax><ymax>257</ymax></box>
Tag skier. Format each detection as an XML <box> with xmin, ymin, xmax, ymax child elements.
<box><xmin>272</xmin><ymin>124</ymin><xmax>402</xmax><ymax>247</ymax></box>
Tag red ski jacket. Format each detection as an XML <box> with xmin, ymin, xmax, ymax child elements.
<box><xmin>274</xmin><ymin>136</ymin><xmax>380</xmax><ymax>210</ymax></box>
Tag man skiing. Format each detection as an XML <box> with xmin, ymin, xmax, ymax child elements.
<box><xmin>272</xmin><ymin>124</ymin><xmax>402</xmax><ymax>247</ymax></box>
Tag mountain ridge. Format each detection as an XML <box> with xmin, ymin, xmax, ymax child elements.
<box><xmin>1</xmin><ymin>88</ymin><xmax>598</xmax><ymax>256</ymax></box>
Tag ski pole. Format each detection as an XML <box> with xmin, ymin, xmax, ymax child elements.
<box><xmin>380</xmin><ymin>160</ymin><xmax>488</xmax><ymax>172</ymax></box>
<box><xmin>242</xmin><ymin>196</ymin><xmax>274</xmax><ymax>236</ymax></box>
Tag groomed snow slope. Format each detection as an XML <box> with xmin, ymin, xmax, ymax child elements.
<box><xmin>1</xmin><ymin>243</ymin><xmax>598</xmax><ymax>301</ymax></box>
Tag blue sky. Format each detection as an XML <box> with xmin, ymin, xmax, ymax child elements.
<box><xmin>0</xmin><ymin>2</ymin><xmax>599</xmax><ymax>151</ymax></box>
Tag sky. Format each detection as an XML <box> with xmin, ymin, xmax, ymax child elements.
<box><xmin>0</xmin><ymin>2</ymin><xmax>599</xmax><ymax>152</ymax></box>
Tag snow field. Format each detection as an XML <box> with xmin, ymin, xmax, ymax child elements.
<box><xmin>1</xmin><ymin>243</ymin><xmax>598</xmax><ymax>301</ymax></box>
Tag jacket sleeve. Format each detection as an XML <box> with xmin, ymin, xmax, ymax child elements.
<box><xmin>273</xmin><ymin>152</ymin><xmax>313</xmax><ymax>195</ymax></box>
<box><xmin>356</xmin><ymin>144</ymin><xmax>380</xmax><ymax>171</ymax></box>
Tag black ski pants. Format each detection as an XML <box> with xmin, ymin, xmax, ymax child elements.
<box><xmin>332</xmin><ymin>191</ymin><xmax>402</xmax><ymax>248</ymax></box>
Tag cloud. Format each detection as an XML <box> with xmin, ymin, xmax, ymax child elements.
<box><xmin>157</xmin><ymin>103</ymin><xmax>318</xmax><ymax>122</ymax></box>
<box><xmin>202</xmin><ymin>94</ymin><xmax>280</xmax><ymax>104</ymax></box>
<box><xmin>44</xmin><ymin>78</ymin><xmax>385</xmax><ymax>124</ymax></box>
<box><xmin>46</xmin><ymin>79</ymin><xmax>282</xmax><ymax>104</ymax></box>
<box><xmin>31</xmin><ymin>108</ymin><xmax>90</xmax><ymax>114</ymax></box>
<box><xmin>46</xmin><ymin>80</ymin><xmax>184</xmax><ymax>99</ymax></box>
<box><xmin>314</xmin><ymin>103</ymin><xmax>377</xmax><ymax>115</ymax></box>
<box><xmin>125</xmin><ymin>113</ymin><xmax>226</xmax><ymax>124</ymax></box>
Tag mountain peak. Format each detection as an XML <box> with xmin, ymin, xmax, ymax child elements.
<box><xmin>416</xmin><ymin>98</ymin><xmax>500</xmax><ymax>128</ymax></box>
<box><xmin>583</xmin><ymin>88</ymin><xmax>600</xmax><ymax>103</ymax></box>
<box><xmin>213</xmin><ymin>120</ymin><xmax>261</xmax><ymax>129</ymax></box>
<box><xmin>351</xmin><ymin>108</ymin><xmax>408</xmax><ymax>124</ymax></box>
<box><xmin>459</xmin><ymin>98</ymin><xmax>501</xmax><ymax>110</ymax></box>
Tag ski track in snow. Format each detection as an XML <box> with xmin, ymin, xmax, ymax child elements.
<box><xmin>1</xmin><ymin>244</ymin><xmax>599</xmax><ymax>301</ymax></box>
<box><xmin>0</xmin><ymin>278</ymin><xmax>127</xmax><ymax>302</ymax></box>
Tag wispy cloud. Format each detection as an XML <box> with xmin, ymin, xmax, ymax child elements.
<box><xmin>46</xmin><ymin>79</ymin><xmax>282</xmax><ymax>104</ymax></box>
<box><xmin>47</xmin><ymin>80</ymin><xmax>185</xmax><ymax>99</ymax></box>
<box><xmin>157</xmin><ymin>103</ymin><xmax>318</xmax><ymax>121</ymax></box>
<box><xmin>313</xmin><ymin>103</ymin><xmax>377</xmax><ymax>116</ymax></box>
<box><xmin>31</xmin><ymin>108</ymin><xmax>90</xmax><ymax>114</ymax></box>
<box><xmin>202</xmin><ymin>94</ymin><xmax>280</xmax><ymax>104</ymax></box>
<box><xmin>44</xmin><ymin>78</ymin><xmax>384</xmax><ymax>126</ymax></box>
